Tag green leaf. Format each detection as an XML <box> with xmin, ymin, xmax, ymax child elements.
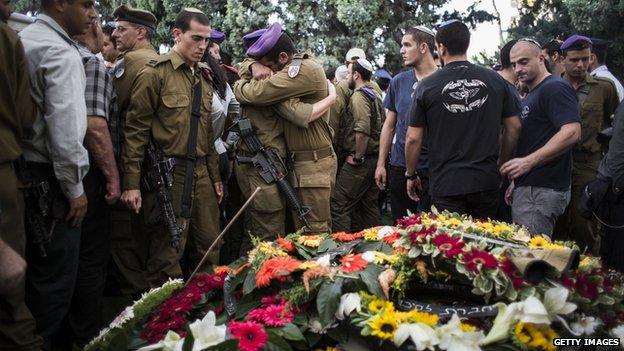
<box><xmin>243</xmin><ymin>270</ymin><xmax>257</xmax><ymax>295</ymax></box>
<box><xmin>356</xmin><ymin>241</ymin><xmax>382</xmax><ymax>253</ymax></box>
<box><xmin>281</xmin><ymin>323</ymin><xmax>306</xmax><ymax>341</ymax></box>
<box><xmin>358</xmin><ymin>265</ymin><xmax>384</xmax><ymax>298</ymax></box>
<box><xmin>318</xmin><ymin>239</ymin><xmax>338</xmax><ymax>253</ymax></box>
<box><xmin>234</xmin><ymin>299</ymin><xmax>262</xmax><ymax>319</ymax></box>
<box><xmin>107</xmin><ymin>329</ymin><xmax>130</xmax><ymax>351</ymax></box>
<box><xmin>182</xmin><ymin>325</ymin><xmax>195</xmax><ymax>351</ymax></box>
<box><xmin>202</xmin><ymin>339</ymin><xmax>239</xmax><ymax>351</ymax></box>
<box><xmin>379</xmin><ymin>243</ymin><xmax>393</xmax><ymax>254</ymax></box>
<box><xmin>295</xmin><ymin>244</ymin><xmax>313</xmax><ymax>260</ymax></box>
<box><xmin>306</xmin><ymin>332</ymin><xmax>323</xmax><ymax>347</ymax></box>
<box><xmin>264</xmin><ymin>329</ymin><xmax>293</xmax><ymax>351</ymax></box>
<box><xmin>316</xmin><ymin>278</ymin><xmax>344</xmax><ymax>327</ymax></box>
<box><xmin>326</xmin><ymin>322</ymin><xmax>348</xmax><ymax>344</ymax></box>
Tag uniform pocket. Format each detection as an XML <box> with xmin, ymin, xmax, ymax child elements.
<box><xmin>298</xmin><ymin>173</ymin><xmax>331</xmax><ymax>189</ymax></box>
<box><xmin>248</xmin><ymin>176</ymin><xmax>284</xmax><ymax>213</ymax></box>
<box><xmin>162</xmin><ymin>94</ymin><xmax>190</xmax><ymax>108</ymax></box>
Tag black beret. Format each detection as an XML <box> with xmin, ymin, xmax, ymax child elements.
<box><xmin>113</xmin><ymin>5</ymin><xmax>157</xmax><ymax>29</ymax></box>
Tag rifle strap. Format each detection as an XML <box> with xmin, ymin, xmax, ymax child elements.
<box><xmin>180</xmin><ymin>79</ymin><xmax>203</xmax><ymax>220</ymax></box>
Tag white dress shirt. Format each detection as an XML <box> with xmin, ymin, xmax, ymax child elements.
<box><xmin>590</xmin><ymin>65</ymin><xmax>624</xmax><ymax>102</ymax></box>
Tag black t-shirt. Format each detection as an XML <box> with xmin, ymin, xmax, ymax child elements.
<box><xmin>515</xmin><ymin>75</ymin><xmax>580</xmax><ymax>190</ymax></box>
<box><xmin>409</xmin><ymin>61</ymin><xmax>521</xmax><ymax>197</ymax></box>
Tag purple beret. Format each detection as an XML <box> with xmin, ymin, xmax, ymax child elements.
<box><xmin>561</xmin><ymin>35</ymin><xmax>592</xmax><ymax>51</ymax></box>
<box><xmin>243</xmin><ymin>28</ymin><xmax>266</xmax><ymax>48</ymax></box>
<box><xmin>246</xmin><ymin>22</ymin><xmax>283</xmax><ymax>58</ymax></box>
<box><xmin>210</xmin><ymin>29</ymin><xmax>226</xmax><ymax>44</ymax></box>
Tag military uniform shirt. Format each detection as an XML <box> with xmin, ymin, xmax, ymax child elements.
<box><xmin>0</xmin><ymin>23</ymin><xmax>36</xmax><ymax>163</ymax></box>
<box><xmin>122</xmin><ymin>50</ymin><xmax>220</xmax><ymax>189</ymax></box>
<box><xmin>344</xmin><ymin>84</ymin><xmax>384</xmax><ymax>155</ymax></box>
<box><xmin>234</xmin><ymin>53</ymin><xmax>330</xmax><ymax>151</ymax></box>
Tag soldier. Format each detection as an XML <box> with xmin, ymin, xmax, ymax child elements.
<box><xmin>331</xmin><ymin>58</ymin><xmax>385</xmax><ymax>231</ymax></box>
<box><xmin>120</xmin><ymin>8</ymin><xmax>223</xmax><ymax>287</ymax></box>
<box><xmin>19</xmin><ymin>0</ymin><xmax>95</xmax><ymax>346</ymax></box>
<box><xmin>234</xmin><ymin>23</ymin><xmax>337</xmax><ymax>235</ymax></box>
<box><xmin>109</xmin><ymin>4</ymin><xmax>158</xmax><ymax>295</ymax></box>
<box><xmin>555</xmin><ymin>35</ymin><xmax>619</xmax><ymax>254</ymax></box>
<box><xmin>0</xmin><ymin>20</ymin><xmax>41</xmax><ymax>351</ymax></box>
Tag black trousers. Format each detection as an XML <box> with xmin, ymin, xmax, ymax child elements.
<box><xmin>66</xmin><ymin>168</ymin><xmax>111</xmax><ymax>347</ymax></box>
<box><xmin>389</xmin><ymin>166</ymin><xmax>430</xmax><ymax>220</ymax></box>
<box><xmin>432</xmin><ymin>188</ymin><xmax>499</xmax><ymax>219</ymax></box>
<box><xmin>600</xmin><ymin>187</ymin><xmax>624</xmax><ymax>272</ymax></box>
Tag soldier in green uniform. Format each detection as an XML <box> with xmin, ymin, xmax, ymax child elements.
<box><xmin>555</xmin><ymin>35</ymin><xmax>619</xmax><ymax>254</ymax></box>
<box><xmin>234</xmin><ymin>23</ymin><xmax>337</xmax><ymax>235</ymax></box>
<box><xmin>0</xmin><ymin>21</ymin><xmax>42</xmax><ymax>351</ymax></box>
<box><xmin>109</xmin><ymin>5</ymin><xmax>158</xmax><ymax>294</ymax></box>
<box><xmin>331</xmin><ymin>58</ymin><xmax>385</xmax><ymax>232</ymax></box>
<box><xmin>120</xmin><ymin>8</ymin><xmax>222</xmax><ymax>287</ymax></box>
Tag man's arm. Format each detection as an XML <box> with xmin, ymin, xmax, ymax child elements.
<box><xmin>85</xmin><ymin>117</ymin><xmax>120</xmax><ymax>203</ymax></box>
<box><xmin>273</xmin><ymin>80</ymin><xmax>336</xmax><ymax>128</ymax></box>
<box><xmin>375</xmin><ymin>110</ymin><xmax>397</xmax><ymax>189</ymax></box>
<box><xmin>234</xmin><ymin>62</ymin><xmax>326</xmax><ymax>106</ymax></box>
<box><xmin>500</xmin><ymin>116</ymin><xmax>521</xmax><ymax>165</ymax></box>
<box><xmin>500</xmin><ymin>122</ymin><xmax>581</xmax><ymax>179</ymax></box>
<box><xmin>405</xmin><ymin>126</ymin><xmax>424</xmax><ymax>201</ymax></box>
<box><xmin>350</xmin><ymin>92</ymin><xmax>372</xmax><ymax>160</ymax></box>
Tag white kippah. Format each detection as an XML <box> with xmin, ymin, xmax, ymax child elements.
<box><xmin>345</xmin><ymin>48</ymin><xmax>366</xmax><ymax>62</ymax></box>
<box><xmin>335</xmin><ymin>65</ymin><xmax>348</xmax><ymax>81</ymax></box>
<box><xmin>356</xmin><ymin>58</ymin><xmax>373</xmax><ymax>73</ymax></box>
<box><xmin>183</xmin><ymin>7</ymin><xmax>205</xmax><ymax>14</ymax></box>
<box><xmin>414</xmin><ymin>25</ymin><xmax>435</xmax><ymax>37</ymax></box>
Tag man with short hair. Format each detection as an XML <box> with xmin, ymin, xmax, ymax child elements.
<box><xmin>502</xmin><ymin>39</ymin><xmax>582</xmax><ymax>237</ymax></box>
<box><xmin>0</xmin><ymin>19</ymin><xmax>41</xmax><ymax>351</ymax></box>
<box><xmin>331</xmin><ymin>58</ymin><xmax>385</xmax><ymax>230</ymax></box>
<box><xmin>589</xmin><ymin>38</ymin><xmax>624</xmax><ymax>102</ymax></box>
<box><xmin>541</xmin><ymin>39</ymin><xmax>565</xmax><ymax>76</ymax></box>
<box><xmin>498</xmin><ymin>39</ymin><xmax>518</xmax><ymax>85</ymax></box>
<box><xmin>335</xmin><ymin>65</ymin><xmax>348</xmax><ymax>82</ymax></box>
<box><xmin>109</xmin><ymin>4</ymin><xmax>158</xmax><ymax>295</ymax></box>
<box><xmin>68</xmin><ymin>17</ymin><xmax>119</xmax><ymax>347</ymax></box>
<box><xmin>101</xmin><ymin>22</ymin><xmax>120</xmax><ymax>68</ymax></box>
<box><xmin>375</xmin><ymin>26</ymin><xmax>438</xmax><ymax>220</ymax></box>
<box><xmin>19</xmin><ymin>0</ymin><xmax>96</xmax><ymax>345</ymax></box>
<box><xmin>555</xmin><ymin>35</ymin><xmax>618</xmax><ymax>253</ymax></box>
<box><xmin>120</xmin><ymin>8</ymin><xmax>223</xmax><ymax>287</ymax></box>
<box><xmin>406</xmin><ymin>20</ymin><xmax>522</xmax><ymax>219</ymax></box>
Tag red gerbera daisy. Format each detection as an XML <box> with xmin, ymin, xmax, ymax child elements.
<box><xmin>340</xmin><ymin>253</ymin><xmax>368</xmax><ymax>273</ymax></box>
<box><xmin>432</xmin><ymin>233</ymin><xmax>464</xmax><ymax>258</ymax></box>
<box><xmin>229</xmin><ymin>320</ymin><xmax>269</xmax><ymax>351</ymax></box>
<box><xmin>396</xmin><ymin>213</ymin><xmax>422</xmax><ymax>228</ymax></box>
<box><xmin>499</xmin><ymin>258</ymin><xmax>524</xmax><ymax>289</ymax></box>
<box><xmin>574</xmin><ymin>272</ymin><xmax>599</xmax><ymax>300</ymax></box>
<box><xmin>248</xmin><ymin>304</ymin><xmax>294</xmax><ymax>327</ymax></box>
<box><xmin>463</xmin><ymin>248</ymin><xmax>498</xmax><ymax>272</ymax></box>
<box><xmin>408</xmin><ymin>225</ymin><xmax>437</xmax><ymax>245</ymax></box>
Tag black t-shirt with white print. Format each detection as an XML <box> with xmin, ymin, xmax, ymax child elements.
<box><xmin>409</xmin><ymin>60</ymin><xmax>521</xmax><ymax>197</ymax></box>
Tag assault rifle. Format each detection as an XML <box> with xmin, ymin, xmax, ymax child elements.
<box><xmin>14</xmin><ymin>157</ymin><xmax>53</xmax><ymax>257</ymax></box>
<box><xmin>141</xmin><ymin>138</ymin><xmax>182</xmax><ymax>251</ymax></box>
<box><xmin>233</xmin><ymin>118</ymin><xmax>311</xmax><ymax>229</ymax></box>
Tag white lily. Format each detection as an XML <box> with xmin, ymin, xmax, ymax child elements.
<box><xmin>394</xmin><ymin>323</ymin><xmax>439</xmax><ymax>350</ymax></box>
<box><xmin>138</xmin><ymin>330</ymin><xmax>184</xmax><ymax>351</ymax></box>
<box><xmin>362</xmin><ymin>251</ymin><xmax>376</xmax><ymax>263</ymax></box>
<box><xmin>611</xmin><ymin>325</ymin><xmax>624</xmax><ymax>345</ymax></box>
<box><xmin>543</xmin><ymin>286</ymin><xmax>576</xmax><ymax>319</ymax></box>
<box><xmin>437</xmin><ymin>314</ymin><xmax>484</xmax><ymax>351</ymax></box>
<box><xmin>519</xmin><ymin>296</ymin><xmax>550</xmax><ymax>325</ymax></box>
<box><xmin>189</xmin><ymin>311</ymin><xmax>227</xmax><ymax>350</ymax></box>
<box><xmin>480</xmin><ymin>302</ymin><xmax>521</xmax><ymax>345</ymax></box>
<box><xmin>377</xmin><ymin>226</ymin><xmax>395</xmax><ymax>240</ymax></box>
<box><xmin>316</xmin><ymin>254</ymin><xmax>331</xmax><ymax>267</ymax></box>
<box><xmin>335</xmin><ymin>292</ymin><xmax>361</xmax><ymax>320</ymax></box>
<box><xmin>571</xmin><ymin>315</ymin><xmax>600</xmax><ymax>335</ymax></box>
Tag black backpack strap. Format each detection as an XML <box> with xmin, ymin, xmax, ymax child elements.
<box><xmin>180</xmin><ymin>80</ymin><xmax>202</xmax><ymax>220</ymax></box>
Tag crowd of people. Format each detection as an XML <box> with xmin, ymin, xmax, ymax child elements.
<box><xmin>1</xmin><ymin>0</ymin><xmax>624</xmax><ymax>350</ymax></box>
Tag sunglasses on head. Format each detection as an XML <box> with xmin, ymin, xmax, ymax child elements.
<box><xmin>517</xmin><ymin>37</ymin><xmax>541</xmax><ymax>47</ymax></box>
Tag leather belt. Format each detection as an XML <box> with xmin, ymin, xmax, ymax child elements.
<box><xmin>290</xmin><ymin>146</ymin><xmax>334</xmax><ymax>162</ymax></box>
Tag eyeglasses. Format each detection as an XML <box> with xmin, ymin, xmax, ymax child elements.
<box><xmin>434</xmin><ymin>19</ymin><xmax>460</xmax><ymax>30</ymax></box>
<box><xmin>517</xmin><ymin>37</ymin><xmax>541</xmax><ymax>47</ymax></box>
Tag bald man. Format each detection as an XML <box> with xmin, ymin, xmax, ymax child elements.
<box><xmin>501</xmin><ymin>40</ymin><xmax>581</xmax><ymax>237</ymax></box>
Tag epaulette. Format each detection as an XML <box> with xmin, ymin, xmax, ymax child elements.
<box><xmin>593</xmin><ymin>76</ymin><xmax>617</xmax><ymax>90</ymax></box>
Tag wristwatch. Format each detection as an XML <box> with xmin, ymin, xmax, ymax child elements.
<box><xmin>405</xmin><ymin>171</ymin><xmax>419</xmax><ymax>180</ymax></box>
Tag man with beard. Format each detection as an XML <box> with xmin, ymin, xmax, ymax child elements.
<box><xmin>234</xmin><ymin>23</ymin><xmax>337</xmax><ymax>236</ymax></box>
<box><xmin>541</xmin><ymin>39</ymin><xmax>565</xmax><ymax>76</ymax></box>
<box><xmin>331</xmin><ymin>58</ymin><xmax>384</xmax><ymax>231</ymax></box>
<box><xmin>375</xmin><ymin>26</ymin><xmax>438</xmax><ymax>220</ymax></box>
<box><xmin>120</xmin><ymin>8</ymin><xmax>223</xmax><ymax>286</ymax></box>
<box><xmin>502</xmin><ymin>39</ymin><xmax>581</xmax><ymax>237</ymax></box>
<box><xmin>554</xmin><ymin>35</ymin><xmax>618</xmax><ymax>254</ymax></box>
<box><xmin>406</xmin><ymin>20</ymin><xmax>521</xmax><ymax>219</ymax></box>
<box><xmin>109</xmin><ymin>4</ymin><xmax>158</xmax><ymax>296</ymax></box>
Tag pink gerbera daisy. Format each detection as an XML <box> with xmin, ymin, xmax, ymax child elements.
<box><xmin>462</xmin><ymin>248</ymin><xmax>498</xmax><ymax>272</ymax></box>
<box><xmin>432</xmin><ymin>233</ymin><xmax>464</xmax><ymax>258</ymax></box>
<box><xmin>228</xmin><ymin>320</ymin><xmax>268</xmax><ymax>351</ymax></box>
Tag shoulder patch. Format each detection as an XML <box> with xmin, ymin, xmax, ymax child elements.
<box><xmin>288</xmin><ymin>57</ymin><xmax>303</xmax><ymax>78</ymax></box>
<box><xmin>146</xmin><ymin>59</ymin><xmax>159</xmax><ymax>67</ymax></box>
<box><xmin>113</xmin><ymin>57</ymin><xmax>125</xmax><ymax>79</ymax></box>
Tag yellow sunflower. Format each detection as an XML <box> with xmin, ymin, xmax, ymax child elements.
<box><xmin>514</xmin><ymin>322</ymin><xmax>531</xmax><ymax>344</ymax></box>
<box><xmin>395</xmin><ymin>310</ymin><xmax>439</xmax><ymax>326</ymax></box>
<box><xmin>368</xmin><ymin>312</ymin><xmax>399</xmax><ymax>340</ymax></box>
<box><xmin>528</xmin><ymin>236</ymin><xmax>550</xmax><ymax>249</ymax></box>
<box><xmin>362</xmin><ymin>228</ymin><xmax>379</xmax><ymax>241</ymax></box>
<box><xmin>368</xmin><ymin>299</ymin><xmax>393</xmax><ymax>314</ymax></box>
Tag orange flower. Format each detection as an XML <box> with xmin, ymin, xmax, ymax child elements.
<box><xmin>255</xmin><ymin>256</ymin><xmax>302</xmax><ymax>287</ymax></box>
<box><xmin>340</xmin><ymin>254</ymin><xmax>368</xmax><ymax>273</ymax></box>
<box><xmin>214</xmin><ymin>265</ymin><xmax>232</xmax><ymax>274</ymax></box>
<box><xmin>382</xmin><ymin>231</ymin><xmax>401</xmax><ymax>245</ymax></box>
<box><xmin>332</xmin><ymin>231</ymin><xmax>363</xmax><ymax>242</ymax></box>
<box><xmin>277</xmin><ymin>237</ymin><xmax>296</xmax><ymax>252</ymax></box>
